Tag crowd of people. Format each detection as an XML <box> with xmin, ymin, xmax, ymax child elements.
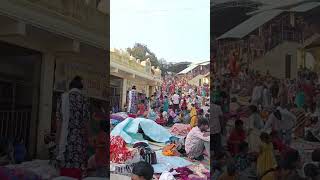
<box><xmin>209</xmin><ymin>68</ymin><xmax>320</xmax><ymax>180</ymax></box>
<box><xmin>126</xmin><ymin>75</ymin><xmax>211</xmax><ymax>161</ymax></box>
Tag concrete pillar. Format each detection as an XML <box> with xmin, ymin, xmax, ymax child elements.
<box><xmin>121</xmin><ymin>78</ymin><xmax>127</xmax><ymax>110</ymax></box>
<box><xmin>36</xmin><ymin>53</ymin><xmax>55</xmax><ymax>159</ymax></box>
<box><xmin>29</xmin><ymin>55</ymin><xmax>41</xmax><ymax>158</ymax></box>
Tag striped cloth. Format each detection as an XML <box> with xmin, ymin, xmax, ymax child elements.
<box><xmin>291</xmin><ymin>108</ymin><xmax>310</xmax><ymax>137</ymax></box>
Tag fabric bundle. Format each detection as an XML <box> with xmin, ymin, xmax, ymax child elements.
<box><xmin>110</xmin><ymin>136</ymin><xmax>133</xmax><ymax>164</ymax></box>
<box><xmin>0</xmin><ymin>167</ymin><xmax>42</xmax><ymax>180</ymax></box>
<box><xmin>172</xmin><ymin>167</ymin><xmax>193</xmax><ymax>180</ymax></box>
<box><xmin>110</xmin><ymin>114</ymin><xmax>126</xmax><ymax>122</ymax></box>
<box><xmin>162</xmin><ymin>144</ymin><xmax>178</xmax><ymax>156</ymax></box>
<box><xmin>170</xmin><ymin>123</ymin><xmax>191</xmax><ymax>137</ymax></box>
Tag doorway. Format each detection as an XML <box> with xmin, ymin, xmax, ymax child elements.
<box><xmin>285</xmin><ymin>54</ymin><xmax>292</xmax><ymax>79</ymax></box>
<box><xmin>0</xmin><ymin>41</ymin><xmax>41</xmax><ymax>157</ymax></box>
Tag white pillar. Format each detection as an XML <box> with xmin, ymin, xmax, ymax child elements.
<box><xmin>121</xmin><ymin>78</ymin><xmax>127</xmax><ymax>110</ymax></box>
<box><xmin>36</xmin><ymin>53</ymin><xmax>55</xmax><ymax>158</ymax></box>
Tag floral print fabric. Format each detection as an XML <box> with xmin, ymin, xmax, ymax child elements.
<box><xmin>110</xmin><ymin>136</ymin><xmax>133</xmax><ymax>164</ymax></box>
<box><xmin>56</xmin><ymin>91</ymin><xmax>90</xmax><ymax>169</ymax></box>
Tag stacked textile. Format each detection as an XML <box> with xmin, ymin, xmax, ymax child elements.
<box><xmin>170</xmin><ymin>123</ymin><xmax>192</xmax><ymax>137</ymax></box>
<box><xmin>5</xmin><ymin>160</ymin><xmax>58</xmax><ymax>179</ymax></box>
<box><xmin>110</xmin><ymin>136</ymin><xmax>136</xmax><ymax>164</ymax></box>
<box><xmin>111</xmin><ymin>113</ymin><xmax>128</xmax><ymax>122</ymax></box>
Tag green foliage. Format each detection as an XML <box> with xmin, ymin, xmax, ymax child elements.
<box><xmin>126</xmin><ymin>43</ymin><xmax>191</xmax><ymax>76</ymax></box>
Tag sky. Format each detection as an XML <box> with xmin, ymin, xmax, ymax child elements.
<box><xmin>110</xmin><ymin>0</ymin><xmax>210</xmax><ymax>63</ymax></box>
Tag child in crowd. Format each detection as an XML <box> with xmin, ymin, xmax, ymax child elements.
<box><xmin>13</xmin><ymin>137</ymin><xmax>26</xmax><ymax>164</ymax></box>
<box><xmin>147</xmin><ymin>106</ymin><xmax>158</xmax><ymax>121</ymax></box>
<box><xmin>137</xmin><ymin>100</ymin><xmax>146</xmax><ymax>117</ymax></box>
<box><xmin>229</xmin><ymin>97</ymin><xmax>241</xmax><ymax>114</ymax></box>
<box><xmin>167</xmin><ymin>109</ymin><xmax>176</xmax><ymax>126</ymax></box>
<box><xmin>234</xmin><ymin>142</ymin><xmax>250</xmax><ymax>172</ymax></box>
<box><xmin>257</xmin><ymin>132</ymin><xmax>277</xmax><ymax>180</ymax></box>
<box><xmin>228</xmin><ymin>120</ymin><xmax>246</xmax><ymax>156</ymax></box>
<box><xmin>156</xmin><ymin>109</ymin><xmax>167</xmax><ymax>126</ymax></box>
<box><xmin>131</xmin><ymin>161</ymin><xmax>154</xmax><ymax>180</ymax></box>
<box><xmin>190</xmin><ymin>104</ymin><xmax>198</xmax><ymax>127</ymax></box>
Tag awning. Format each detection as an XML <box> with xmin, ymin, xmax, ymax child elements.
<box><xmin>177</xmin><ymin>64</ymin><xmax>198</xmax><ymax>74</ymax></box>
<box><xmin>199</xmin><ymin>61</ymin><xmax>210</xmax><ymax>66</ymax></box>
<box><xmin>217</xmin><ymin>9</ymin><xmax>283</xmax><ymax>40</ymax></box>
<box><xmin>289</xmin><ymin>2</ymin><xmax>320</xmax><ymax>12</ymax></box>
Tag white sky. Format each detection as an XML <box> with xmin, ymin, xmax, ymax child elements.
<box><xmin>110</xmin><ymin>0</ymin><xmax>210</xmax><ymax>63</ymax></box>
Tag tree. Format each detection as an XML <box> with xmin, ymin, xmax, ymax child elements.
<box><xmin>126</xmin><ymin>43</ymin><xmax>191</xmax><ymax>76</ymax></box>
<box><xmin>127</xmin><ymin>43</ymin><xmax>159</xmax><ymax>68</ymax></box>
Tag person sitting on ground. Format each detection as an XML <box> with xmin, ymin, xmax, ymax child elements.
<box><xmin>304</xmin><ymin>163</ymin><xmax>320</xmax><ymax>180</ymax></box>
<box><xmin>230</xmin><ymin>97</ymin><xmax>241</xmax><ymax>114</ymax></box>
<box><xmin>198</xmin><ymin>109</ymin><xmax>205</xmax><ymax>119</ymax></box>
<box><xmin>13</xmin><ymin>137</ymin><xmax>26</xmax><ymax>164</ymax></box>
<box><xmin>137</xmin><ymin>100</ymin><xmax>146</xmax><ymax>117</ymax></box>
<box><xmin>147</xmin><ymin>106</ymin><xmax>158</xmax><ymax>121</ymax></box>
<box><xmin>277</xmin><ymin>149</ymin><xmax>304</xmax><ymax>180</ymax></box>
<box><xmin>131</xmin><ymin>161</ymin><xmax>154</xmax><ymax>180</ymax></box>
<box><xmin>176</xmin><ymin>111</ymin><xmax>185</xmax><ymax>123</ymax></box>
<box><xmin>238</xmin><ymin>154</ymin><xmax>258</xmax><ymax>180</ymax></box>
<box><xmin>234</xmin><ymin>142</ymin><xmax>251</xmax><ymax>172</ymax></box>
<box><xmin>185</xmin><ymin>118</ymin><xmax>210</xmax><ymax>161</ymax></box>
<box><xmin>156</xmin><ymin>109</ymin><xmax>167</xmax><ymax>126</ymax></box>
<box><xmin>228</xmin><ymin>120</ymin><xmax>246</xmax><ymax>156</ymax></box>
<box><xmin>88</xmin><ymin>120</ymin><xmax>108</xmax><ymax>177</ymax></box>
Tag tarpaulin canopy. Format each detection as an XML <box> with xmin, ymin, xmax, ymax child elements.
<box><xmin>111</xmin><ymin>117</ymin><xmax>172</xmax><ymax>144</ymax></box>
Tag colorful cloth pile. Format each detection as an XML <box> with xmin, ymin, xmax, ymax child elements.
<box><xmin>110</xmin><ymin>136</ymin><xmax>134</xmax><ymax>164</ymax></box>
<box><xmin>170</xmin><ymin>123</ymin><xmax>192</xmax><ymax>137</ymax></box>
<box><xmin>5</xmin><ymin>160</ymin><xmax>58</xmax><ymax>179</ymax></box>
<box><xmin>111</xmin><ymin>113</ymin><xmax>128</xmax><ymax>122</ymax></box>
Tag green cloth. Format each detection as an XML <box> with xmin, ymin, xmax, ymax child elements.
<box><xmin>295</xmin><ymin>91</ymin><xmax>305</xmax><ymax>108</ymax></box>
<box><xmin>163</xmin><ymin>99</ymin><xmax>169</xmax><ymax>112</ymax></box>
<box><xmin>212</xmin><ymin>90</ymin><xmax>222</xmax><ymax>103</ymax></box>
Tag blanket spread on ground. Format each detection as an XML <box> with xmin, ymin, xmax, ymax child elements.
<box><xmin>152</xmin><ymin>151</ymin><xmax>193</xmax><ymax>173</ymax></box>
<box><xmin>111</xmin><ymin>118</ymin><xmax>172</xmax><ymax>144</ymax></box>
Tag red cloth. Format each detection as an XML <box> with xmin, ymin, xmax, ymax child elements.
<box><xmin>227</xmin><ymin>129</ymin><xmax>246</xmax><ymax>156</ymax></box>
<box><xmin>181</xmin><ymin>99</ymin><xmax>187</xmax><ymax>110</ymax></box>
<box><xmin>60</xmin><ymin>168</ymin><xmax>82</xmax><ymax>180</ymax></box>
<box><xmin>156</xmin><ymin>114</ymin><xmax>167</xmax><ymax>126</ymax></box>
<box><xmin>110</xmin><ymin>136</ymin><xmax>133</xmax><ymax>163</ymax></box>
<box><xmin>128</xmin><ymin>114</ymin><xmax>137</xmax><ymax>118</ymax></box>
<box><xmin>137</xmin><ymin>104</ymin><xmax>145</xmax><ymax>116</ymax></box>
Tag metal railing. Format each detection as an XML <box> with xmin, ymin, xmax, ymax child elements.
<box><xmin>0</xmin><ymin>110</ymin><xmax>31</xmax><ymax>144</ymax></box>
